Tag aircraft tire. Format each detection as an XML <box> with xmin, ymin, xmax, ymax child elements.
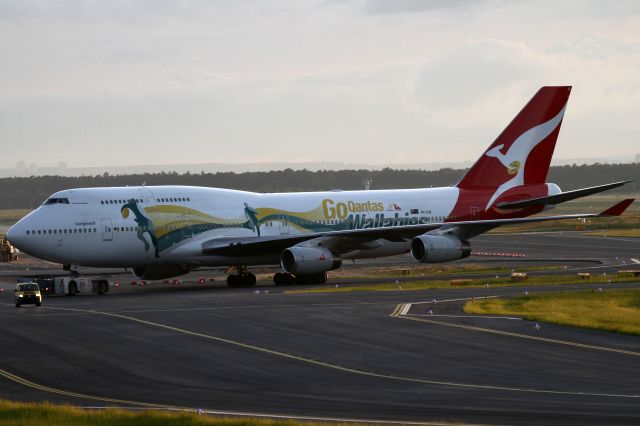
<box><xmin>273</xmin><ymin>272</ymin><xmax>296</xmax><ymax>286</ymax></box>
<box><xmin>227</xmin><ymin>274</ymin><xmax>239</xmax><ymax>288</ymax></box>
<box><xmin>241</xmin><ymin>272</ymin><xmax>256</xmax><ymax>287</ymax></box>
<box><xmin>273</xmin><ymin>273</ymin><xmax>284</xmax><ymax>286</ymax></box>
<box><xmin>274</xmin><ymin>272</ymin><xmax>296</xmax><ymax>286</ymax></box>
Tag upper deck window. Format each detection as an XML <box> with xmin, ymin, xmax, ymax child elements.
<box><xmin>44</xmin><ymin>197</ymin><xmax>69</xmax><ymax>205</ymax></box>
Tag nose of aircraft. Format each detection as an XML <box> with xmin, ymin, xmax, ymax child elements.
<box><xmin>6</xmin><ymin>221</ymin><xmax>25</xmax><ymax>249</ymax></box>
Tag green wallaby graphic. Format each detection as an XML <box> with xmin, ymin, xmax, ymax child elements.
<box><xmin>121</xmin><ymin>199</ymin><xmax>159</xmax><ymax>258</ymax></box>
<box><xmin>244</xmin><ymin>202</ymin><xmax>260</xmax><ymax>236</ymax></box>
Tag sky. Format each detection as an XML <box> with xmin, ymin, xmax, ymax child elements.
<box><xmin>1</xmin><ymin>0</ymin><xmax>640</xmax><ymax>169</ymax></box>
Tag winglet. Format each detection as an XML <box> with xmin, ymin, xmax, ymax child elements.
<box><xmin>599</xmin><ymin>199</ymin><xmax>635</xmax><ymax>216</ymax></box>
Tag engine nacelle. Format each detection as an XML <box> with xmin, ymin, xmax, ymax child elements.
<box><xmin>132</xmin><ymin>266</ymin><xmax>190</xmax><ymax>281</ymax></box>
<box><xmin>410</xmin><ymin>234</ymin><xmax>471</xmax><ymax>263</ymax></box>
<box><xmin>281</xmin><ymin>246</ymin><xmax>342</xmax><ymax>275</ymax></box>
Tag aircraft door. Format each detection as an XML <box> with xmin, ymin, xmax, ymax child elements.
<box><xmin>102</xmin><ymin>219</ymin><xmax>113</xmax><ymax>241</ymax></box>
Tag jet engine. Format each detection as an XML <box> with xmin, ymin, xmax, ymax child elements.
<box><xmin>132</xmin><ymin>266</ymin><xmax>190</xmax><ymax>281</ymax></box>
<box><xmin>410</xmin><ymin>234</ymin><xmax>471</xmax><ymax>263</ymax></box>
<box><xmin>281</xmin><ymin>246</ymin><xmax>342</xmax><ymax>275</ymax></box>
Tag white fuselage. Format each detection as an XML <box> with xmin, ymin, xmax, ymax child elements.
<box><xmin>8</xmin><ymin>185</ymin><xmax>460</xmax><ymax>268</ymax></box>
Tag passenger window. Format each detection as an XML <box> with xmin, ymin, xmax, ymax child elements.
<box><xmin>26</xmin><ymin>230</ymin><xmax>29</xmax><ymax>235</ymax></box>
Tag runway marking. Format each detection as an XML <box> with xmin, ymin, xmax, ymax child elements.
<box><xmin>0</xmin><ymin>368</ymin><xmax>474</xmax><ymax>425</ymax></box>
<box><xmin>0</xmin><ymin>367</ymin><xmax>173</xmax><ymax>409</ymax></box>
<box><xmin>19</xmin><ymin>304</ymin><xmax>639</xmax><ymax>400</ymax></box>
<box><xmin>400</xmin><ymin>303</ymin><xmax>411</xmax><ymax>315</ymax></box>
<box><xmin>409</xmin><ymin>314</ymin><xmax>522</xmax><ymax>320</ymax></box>
<box><xmin>409</xmin><ymin>296</ymin><xmax>499</xmax><ymax>305</ymax></box>
<box><xmin>391</xmin><ymin>304</ymin><xmax>640</xmax><ymax>358</ymax></box>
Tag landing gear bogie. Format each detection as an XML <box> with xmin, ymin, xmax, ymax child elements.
<box><xmin>226</xmin><ymin>271</ymin><xmax>257</xmax><ymax>288</ymax></box>
<box><xmin>273</xmin><ymin>272</ymin><xmax>296</xmax><ymax>286</ymax></box>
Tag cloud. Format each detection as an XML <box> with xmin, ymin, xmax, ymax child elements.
<box><xmin>1</xmin><ymin>1</ymin><xmax>640</xmax><ymax>169</ymax></box>
<box><xmin>414</xmin><ymin>39</ymin><xmax>541</xmax><ymax>110</ymax></box>
<box><xmin>362</xmin><ymin>0</ymin><xmax>492</xmax><ymax>15</ymax></box>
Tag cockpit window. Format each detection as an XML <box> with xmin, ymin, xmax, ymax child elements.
<box><xmin>44</xmin><ymin>198</ymin><xmax>70</xmax><ymax>205</ymax></box>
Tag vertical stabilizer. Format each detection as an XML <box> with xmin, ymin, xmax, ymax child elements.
<box><xmin>456</xmin><ymin>86</ymin><xmax>571</xmax><ymax>193</ymax></box>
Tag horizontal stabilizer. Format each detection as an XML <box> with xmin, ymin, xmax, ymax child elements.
<box><xmin>496</xmin><ymin>180</ymin><xmax>634</xmax><ymax>210</ymax></box>
<box><xmin>599</xmin><ymin>199</ymin><xmax>635</xmax><ymax>216</ymax></box>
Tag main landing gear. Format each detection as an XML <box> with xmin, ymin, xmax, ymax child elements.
<box><xmin>226</xmin><ymin>267</ymin><xmax>257</xmax><ymax>288</ymax></box>
<box><xmin>273</xmin><ymin>272</ymin><xmax>327</xmax><ymax>286</ymax></box>
<box><xmin>226</xmin><ymin>267</ymin><xmax>328</xmax><ymax>288</ymax></box>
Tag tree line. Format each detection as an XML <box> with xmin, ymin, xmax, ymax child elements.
<box><xmin>0</xmin><ymin>163</ymin><xmax>637</xmax><ymax>209</ymax></box>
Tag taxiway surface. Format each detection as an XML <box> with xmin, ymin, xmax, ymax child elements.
<box><xmin>1</xmin><ymin>232</ymin><xmax>640</xmax><ymax>425</ymax></box>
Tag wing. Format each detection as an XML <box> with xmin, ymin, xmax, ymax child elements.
<box><xmin>496</xmin><ymin>180</ymin><xmax>633</xmax><ymax>210</ymax></box>
<box><xmin>200</xmin><ymin>199</ymin><xmax>634</xmax><ymax>257</ymax></box>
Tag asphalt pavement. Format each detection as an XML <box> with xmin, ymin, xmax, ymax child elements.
<box><xmin>1</xmin><ymin>232</ymin><xmax>640</xmax><ymax>425</ymax></box>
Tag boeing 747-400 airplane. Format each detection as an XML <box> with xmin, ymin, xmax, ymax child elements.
<box><xmin>6</xmin><ymin>86</ymin><xmax>635</xmax><ymax>287</ymax></box>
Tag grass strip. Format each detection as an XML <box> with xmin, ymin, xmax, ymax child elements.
<box><xmin>0</xmin><ymin>399</ymin><xmax>337</xmax><ymax>426</ymax></box>
<box><xmin>330</xmin><ymin>264</ymin><xmax>569</xmax><ymax>280</ymax></box>
<box><xmin>288</xmin><ymin>273</ymin><xmax>633</xmax><ymax>294</ymax></box>
<box><xmin>463</xmin><ymin>289</ymin><xmax>640</xmax><ymax>335</ymax></box>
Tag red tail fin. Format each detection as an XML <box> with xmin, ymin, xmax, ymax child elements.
<box><xmin>456</xmin><ymin>86</ymin><xmax>571</xmax><ymax>190</ymax></box>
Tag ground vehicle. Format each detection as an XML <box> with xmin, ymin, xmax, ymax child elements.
<box><xmin>53</xmin><ymin>276</ymin><xmax>109</xmax><ymax>296</ymax></box>
<box><xmin>15</xmin><ymin>282</ymin><xmax>42</xmax><ymax>307</ymax></box>
<box><xmin>17</xmin><ymin>276</ymin><xmax>55</xmax><ymax>294</ymax></box>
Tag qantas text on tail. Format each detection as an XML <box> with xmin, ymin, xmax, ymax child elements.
<box><xmin>6</xmin><ymin>86</ymin><xmax>634</xmax><ymax>287</ymax></box>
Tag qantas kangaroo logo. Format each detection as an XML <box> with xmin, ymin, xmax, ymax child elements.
<box><xmin>484</xmin><ymin>104</ymin><xmax>567</xmax><ymax>210</ymax></box>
